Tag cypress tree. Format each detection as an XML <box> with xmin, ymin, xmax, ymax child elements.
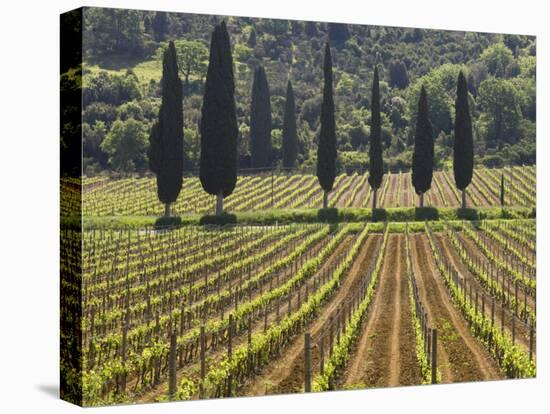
<box><xmin>453</xmin><ymin>71</ymin><xmax>474</xmax><ymax>208</ymax></box>
<box><xmin>250</xmin><ymin>65</ymin><xmax>272</xmax><ymax>168</ymax></box>
<box><xmin>199</xmin><ymin>22</ymin><xmax>238</xmax><ymax>215</ymax></box>
<box><xmin>389</xmin><ymin>60</ymin><xmax>409</xmax><ymax>89</ymax></box>
<box><xmin>368</xmin><ymin>66</ymin><xmax>383</xmax><ymax>209</ymax></box>
<box><xmin>412</xmin><ymin>85</ymin><xmax>434</xmax><ymax>207</ymax></box>
<box><xmin>282</xmin><ymin>80</ymin><xmax>298</xmax><ymax>169</ymax></box>
<box><xmin>152</xmin><ymin>12</ymin><xmax>169</xmax><ymax>41</ymax></box>
<box><xmin>147</xmin><ymin>41</ymin><xmax>184</xmax><ymax>217</ymax></box>
<box><xmin>247</xmin><ymin>28</ymin><xmax>257</xmax><ymax>48</ymax></box>
<box><xmin>316</xmin><ymin>42</ymin><xmax>337</xmax><ymax>209</ymax></box>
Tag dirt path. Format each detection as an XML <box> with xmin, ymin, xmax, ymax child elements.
<box><xmin>241</xmin><ymin>234</ymin><xmax>383</xmax><ymax>396</ymax></box>
<box><xmin>340</xmin><ymin>234</ymin><xmax>421</xmax><ymax>389</ymax></box>
<box><xmin>435</xmin><ymin>234</ymin><xmax>534</xmax><ymax>355</ymax></box>
<box><xmin>351</xmin><ymin>180</ymin><xmax>368</xmax><ymax>207</ymax></box>
<box><xmin>410</xmin><ymin>234</ymin><xmax>503</xmax><ymax>383</ymax></box>
<box><xmin>382</xmin><ymin>174</ymin><xmax>399</xmax><ymax>208</ymax></box>
<box><xmin>401</xmin><ymin>173</ymin><xmax>411</xmax><ymax>207</ymax></box>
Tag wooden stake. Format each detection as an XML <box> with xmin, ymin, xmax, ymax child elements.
<box><xmin>304</xmin><ymin>333</ymin><xmax>312</xmax><ymax>392</ymax></box>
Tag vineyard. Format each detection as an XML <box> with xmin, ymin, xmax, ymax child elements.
<box><xmin>62</xmin><ymin>218</ymin><xmax>536</xmax><ymax>406</ymax></box>
<box><xmin>77</xmin><ymin>166</ymin><xmax>536</xmax><ymax>217</ymax></box>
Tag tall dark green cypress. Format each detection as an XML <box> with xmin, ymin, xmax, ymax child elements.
<box><xmin>199</xmin><ymin>22</ymin><xmax>238</xmax><ymax>215</ymax></box>
<box><xmin>250</xmin><ymin>65</ymin><xmax>272</xmax><ymax>168</ymax></box>
<box><xmin>453</xmin><ymin>71</ymin><xmax>474</xmax><ymax>208</ymax></box>
<box><xmin>368</xmin><ymin>66</ymin><xmax>383</xmax><ymax>209</ymax></box>
<box><xmin>282</xmin><ymin>80</ymin><xmax>298</xmax><ymax>169</ymax></box>
<box><xmin>148</xmin><ymin>41</ymin><xmax>183</xmax><ymax>217</ymax></box>
<box><xmin>412</xmin><ymin>85</ymin><xmax>434</xmax><ymax>207</ymax></box>
<box><xmin>316</xmin><ymin>42</ymin><xmax>337</xmax><ymax>209</ymax></box>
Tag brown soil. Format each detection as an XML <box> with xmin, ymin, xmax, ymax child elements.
<box><xmin>435</xmin><ymin>172</ymin><xmax>460</xmax><ymax>207</ymax></box>
<box><xmin>351</xmin><ymin>179</ymin><xmax>369</xmax><ymax>207</ymax></box>
<box><xmin>382</xmin><ymin>174</ymin><xmax>399</xmax><ymax>208</ymax></box>
<box><xmin>337</xmin><ymin>175</ymin><xmax>359</xmax><ymax>207</ymax></box>
<box><xmin>410</xmin><ymin>234</ymin><xmax>503</xmax><ymax>383</ymax></box>
<box><xmin>135</xmin><ymin>233</ymin><xmax>357</xmax><ymax>403</ymax></box>
<box><xmin>340</xmin><ymin>234</ymin><xmax>422</xmax><ymax>389</ymax></box>
<box><xmin>240</xmin><ymin>234</ymin><xmax>383</xmax><ymax>396</ymax></box>
<box><xmin>435</xmin><ymin>234</ymin><xmax>534</xmax><ymax>354</ymax></box>
<box><xmin>472</xmin><ymin>174</ymin><xmax>500</xmax><ymax>206</ymax></box>
<box><xmin>458</xmin><ymin>232</ymin><xmax>536</xmax><ymax>310</ymax></box>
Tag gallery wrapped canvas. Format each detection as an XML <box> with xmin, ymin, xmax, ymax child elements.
<box><xmin>60</xmin><ymin>6</ymin><xmax>536</xmax><ymax>407</ymax></box>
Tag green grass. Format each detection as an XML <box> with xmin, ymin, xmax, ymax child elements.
<box><xmin>80</xmin><ymin>206</ymin><xmax>535</xmax><ymax>229</ymax></box>
<box><xmin>85</xmin><ymin>58</ymin><xmax>162</xmax><ymax>85</ymax></box>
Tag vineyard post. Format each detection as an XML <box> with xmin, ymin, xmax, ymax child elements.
<box><xmin>180</xmin><ymin>303</ymin><xmax>185</xmax><ymax>336</ymax></box>
<box><xmin>529</xmin><ymin>322</ymin><xmax>534</xmax><ymax>361</ymax></box>
<box><xmin>426</xmin><ymin>328</ymin><xmax>431</xmax><ymax>364</ymax></box>
<box><xmin>336</xmin><ymin>307</ymin><xmax>341</xmax><ymax>344</ymax></box>
<box><xmin>120</xmin><ymin>313</ymin><xmax>128</xmax><ymax>393</ymax></box>
<box><xmin>491</xmin><ymin>300</ymin><xmax>495</xmax><ymax>327</ymax></box>
<box><xmin>168</xmin><ymin>331</ymin><xmax>177</xmax><ymax>400</ymax></box>
<box><xmin>264</xmin><ymin>305</ymin><xmax>268</xmax><ymax>332</ymax></box>
<box><xmin>523</xmin><ymin>284</ymin><xmax>527</xmax><ymax>320</ymax></box>
<box><xmin>200</xmin><ymin>325</ymin><xmax>206</xmax><ymax>398</ymax></box>
<box><xmin>248</xmin><ymin>315</ymin><xmax>252</xmax><ymax>347</ymax></box>
<box><xmin>319</xmin><ymin>336</ymin><xmax>325</xmax><ymax>374</ymax></box>
<box><xmin>288</xmin><ymin>292</ymin><xmax>292</xmax><ymax>317</ymax></box>
<box><xmin>228</xmin><ymin>314</ymin><xmax>233</xmax><ymax>358</ymax></box>
<box><xmin>431</xmin><ymin>329</ymin><xmax>438</xmax><ymax>384</ymax></box>
<box><xmin>512</xmin><ymin>316</ymin><xmax>516</xmax><ymax>344</ymax></box>
<box><xmin>514</xmin><ymin>281</ymin><xmax>519</xmax><ymax>317</ymax></box>
<box><xmin>247</xmin><ymin>315</ymin><xmax>253</xmax><ymax>374</ymax></box>
<box><xmin>304</xmin><ymin>333</ymin><xmax>312</xmax><ymax>392</ymax></box>
<box><xmin>226</xmin><ymin>314</ymin><xmax>234</xmax><ymax>397</ymax></box>
<box><xmin>501</xmin><ymin>303</ymin><xmax>505</xmax><ymax>333</ymax></box>
<box><xmin>329</xmin><ymin>316</ymin><xmax>334</xmax><ymax>356</ymax></box>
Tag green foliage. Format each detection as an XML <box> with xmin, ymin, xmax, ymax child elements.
<box><xmin>412</xmin><ymin>86</ymin><xmax>434</xmax><ymax>198</ymax></box>
<box><xmin>368</xmin><ymin>66</ymin><xmax>384</xmax><ymax>193</ymax></box>
<box><xmin>60</xmin><ymin>67</ymin><xmax>82</xmax><ymax>177</ymax></box>
<box><xmin>158</xmin><ymin>40</ymin><xmax>208</xmax><ymax>95</ymax></box>
<box><xmin>199</xmin><ymin>22</ymin><xmax>239</xmax><ymax>198</ymax></box>
<box><xmin>84</xmin><ymin>8</ymin><xmax>145</xmax><ymax>59</ymax></box>
<box><xmin>199</xmin><ymin>213</ymin><xmax>238</xmax><ymax>225</ymax></box>
<box><xmin>148</xmin><ymin>41</ymin><xmax>184</xmax><ymax>208</ymax></box>
<box><xmin>81</xmin><ymin>11</ymin><xmax>536</xmax><ymax>173</ymax></box>
<box><xmin>453</xmin><ymin>71</ymin><xmax>474</xmax><ymax>192</ymax></box>
<box><xmin>101</xmin><ymin>119</ymin><xmax>148</xmax><ymax>172</ymax></box>
<box><xmin>480</xmin><ymin>43</ymin><xmax>514</xmax><ymax>77</ymax></box>
<box><xmin>317</xmin><ymin>43</ymin><xmax>337</xmax><ymax>195</ymax></box>
<box><xmin>407</xmin><ymin>64</ymin><xmax>467</xmax><ymax>135</ymax></box>
<box><xmin>478</xmin><ymin>78</ymin><xmax>522</xmax><ymax>146</ymax></box>
<box><xmin>389</xmin><ymin>60</ymin><xmax>409</xmax><ymax>89</ymax></box>
<box><xmin>282</xmin><ymin>80</ymin><xmax>298</xmax><ymax>168</ymax></box>
<box><xmin>250</xmin><ymin>65</ymin><xmax>273</xmax><ymax>167</ymax></box>
<box><xmin>83</xmin><ymin>70</ymin><xmax>141</xmax><ymax>106</ymax></box>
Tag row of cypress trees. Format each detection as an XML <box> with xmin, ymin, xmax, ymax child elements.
<box><xmin>149</xmin><ymin>23</ymin><xmax>475</xmax><ymax>217</ymax></box>
<box><xmin>410</xmin><ymin>71</ymin><xmax>474</xmax><ymax>208</ymax></box>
